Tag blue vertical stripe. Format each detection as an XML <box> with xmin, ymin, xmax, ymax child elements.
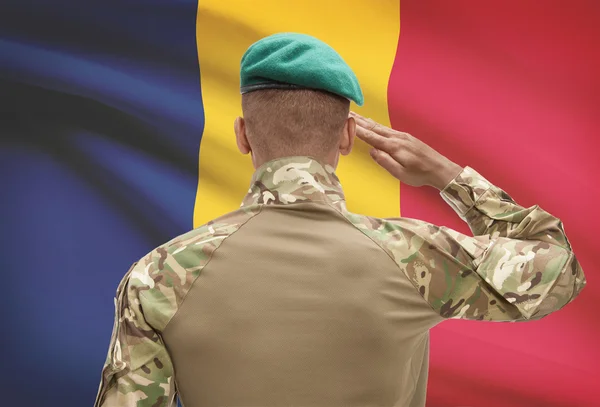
<box><xmin>0</xmin><ymin>1</ymin><xmax>202</xmax><ymax>405</ymax></box>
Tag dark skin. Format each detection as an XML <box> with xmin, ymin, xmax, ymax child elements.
<box><xmin>234</xmin><ymin>110</ymin><xmax>463</xmax><ymax>191</ymax></box>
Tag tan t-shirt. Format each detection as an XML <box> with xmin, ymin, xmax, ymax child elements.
<box><xmin>95</xmin><ymin>156</ymin><xmax>586</xmax><ymax>407</ymax></box>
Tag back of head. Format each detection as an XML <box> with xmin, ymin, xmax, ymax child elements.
<box><xmin>241</xmin><ymin>88</ymin><xmax>350</xmax><ymax>162</ymax></box>
<box><xmin>239</xmin><ymin>33</ymin><xmax>363</xmax><ymax>165</ymax></box>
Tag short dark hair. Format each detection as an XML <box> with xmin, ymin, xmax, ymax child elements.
<box><xmin>241</xmin><ymin>89</ymin><xmax>350</xmax><ymax>161</ymax></box>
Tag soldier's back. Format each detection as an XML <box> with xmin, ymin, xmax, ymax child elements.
<box><xmin>163</xmin><ymin>194</ymin><xmax>438</xmax><ymax>407</ymax></box>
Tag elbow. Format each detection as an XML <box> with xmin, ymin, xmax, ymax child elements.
<box><xmin>565</xmin><ymin>253</ymin><xmax>586</xmax><ymax>303</ymax></box>
<box><xmin>526</xmin><ymin>252</ymin><xmax>586</xmax><ymax>320</ymax></box>
<box><xmin>555</xmin><ymin>251</ymin><xmax>586</xmax><ymax>306</ymax></box>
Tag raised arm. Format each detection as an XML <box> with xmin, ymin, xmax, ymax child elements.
<box><xmin>350</xmin><ymin>112</ymin><xmax>586</xmax><ymax>321</ymax></box>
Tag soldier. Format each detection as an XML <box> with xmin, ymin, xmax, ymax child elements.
<box><xmin>95</xmin><ymin>33</ymin><xmax>586</xmax><ymax>407</ymax></box>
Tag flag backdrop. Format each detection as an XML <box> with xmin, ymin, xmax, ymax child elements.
<box><xmin>1</xmin><ymin>1</ymin><xmax>598</xmax><ymax>406</ymax></box>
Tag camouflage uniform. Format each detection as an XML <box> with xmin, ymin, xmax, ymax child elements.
<box><xmin>95</xmin><ymin>156</ymin><xmax>585</xmax><ymax>407</ymax></box>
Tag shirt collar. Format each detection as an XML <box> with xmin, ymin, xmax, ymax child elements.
<box><xmin>241</xmin><ymin>156</ymin><xmax>346</xmax><ymax>208</ymax></box>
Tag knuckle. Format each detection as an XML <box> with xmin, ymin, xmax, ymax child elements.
<box><xmin>399</xmin><ymin>151</ymin><xmax>419</xmax><ymax>168</ymax></box>
<box><xmin>390</xmin><ymin>138</ymin><xmax>403</xmax><ymax>152</ymax></box>
<box><xmin>389</xmin><ymin>129</ymin><xmax>412</xmax><ymax>141</ymax></box>
<box><xmin>363</xmin><ymin>130</ymin><xmax>376</xmax><ymax>141</ymax></box>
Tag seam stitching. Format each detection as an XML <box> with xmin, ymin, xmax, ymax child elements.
<box><xmin>143</xmin><ymin>204</ymin><xmax>265</xmax><ymax>334</ymax></box>
<box><xmin>325</xmin><ymin>203</ymin><xmax>445</xmax><ymax>320</ymax></box>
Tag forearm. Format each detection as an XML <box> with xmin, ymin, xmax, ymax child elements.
<box><xmin>429</xmin><ymin>160</ymin><xmax>463</xmax><ymax>191</ymax></box>
<box><xmin>440</xmin><ymin>166</ymin><xmax>571</xmax><ymax>248</ymax></box>
<box><xmin>439</xmin><ymin>166</ymin><xmax>586</xmax><ymax>319</ymax></box>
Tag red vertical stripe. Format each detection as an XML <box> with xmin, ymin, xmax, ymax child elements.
<box><xmin>390</xmin><ymin>1</ymin><xmax>600</xmax><ymax>406</ymax></box>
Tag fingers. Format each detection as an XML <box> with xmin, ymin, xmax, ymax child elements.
<box><xmin>350</xmin><ymin>111</ymin><xmax>390</xmax><ymax>136</ymax></box>
<box><xmin>355</xmin><ymin>125</ymin><xmax>397</xmax><ymax>152</ymax></box>
<box><xmin>370</xmin><ymin>148</ymin><xmax>406</xmax><ymax>179</ymax></box>
<box><xmin>350</xmin><ymin>111</ymin><xmax>412</xmax><ymax>142</ymax></box>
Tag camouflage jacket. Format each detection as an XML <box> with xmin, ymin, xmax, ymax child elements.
<box><xmin>94</xmin><ymin>156</ymin><xmax>586</xmax><ymax>407</ymax></box>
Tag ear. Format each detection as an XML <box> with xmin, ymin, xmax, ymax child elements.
<box><xmin>234</xmin><ymin>117</ymin><xmax>251</xmax><ymax>155</ymax></box>
<box><xmin>339</xmin><ymin>116</ymin><xmax>356</xmax><ymax>156</ymax></box>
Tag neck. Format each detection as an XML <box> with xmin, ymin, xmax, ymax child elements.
<box><xmin>251</xmin><ymin>150</ymin><xmax>339</xmax><ymax>169</ymax></box>
<box><xmin>241</xmin><ymin>156</ymin><xmax>347</xmax><ymax>211</ymax></box>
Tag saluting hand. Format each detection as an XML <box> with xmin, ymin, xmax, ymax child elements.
<box><xmin>350</xmin><ymin>112</ymin><xmax>463</xmax><ymax>191</ymax></box>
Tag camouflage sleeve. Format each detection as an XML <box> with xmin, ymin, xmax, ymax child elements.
<box><xmin>94</xmin><ymin>259</ymin><xmax>177</xmax><ymax>407</ymax></box>
<box><xmin>429</xmin><ymin>165</ymin><xmax>586</xmax><ymax>321</ymax></box>
<box><xmin>368</xmin><ymin>166</ymin><xmax>586</xmax><ymax>322</ymax></box>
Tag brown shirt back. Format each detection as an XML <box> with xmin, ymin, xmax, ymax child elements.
<box><xmin>165</xmin><ymin>202</ymin><xmax>439</xmax><ymax>406</ymax></box>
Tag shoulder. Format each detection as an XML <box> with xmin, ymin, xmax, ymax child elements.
<box><xmin>341</xmin><ymin>210</ymin><xmax>432</xmax><ymax>255</ymax></box>
<box><xmin>125</xmin><ymin>205</ymin><xmax>263</xmax><ymax>330</ymax></box>
<box><xmin>160</xmin><ymin>204</ymin><xmax>262</xmax><ymax>259</ymax></box>
<box><xmin>339</xmin><ymin>209</ymin><xmax>480</xmax><ymax>286</ymax></box>
<box><xmin>341</xmin><ymin>210</ymin><xmax>481</xmax><ymax>261</ymax></box>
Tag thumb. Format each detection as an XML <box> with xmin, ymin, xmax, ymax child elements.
<box><xmin>370</xmin><ymin>148</ymin><xmax>405</xmax><ymax>180</ymax></box>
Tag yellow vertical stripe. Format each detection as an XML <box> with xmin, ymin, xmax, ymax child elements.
<box><xmin>194</xmin><ymin>0</ymin><xmax>400</xmax><ymax>227</ymax></box>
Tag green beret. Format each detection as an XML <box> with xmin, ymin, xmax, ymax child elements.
<box><xmin>240</xmin><ymin>33</ymin><xmax>364</xmax><ymax>106</ymax></box>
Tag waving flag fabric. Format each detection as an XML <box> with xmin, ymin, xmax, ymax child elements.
<box><xmin>1</xmin><ymin>1</ymin><xmax>597</xmax><ymax>406</ymax></box>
